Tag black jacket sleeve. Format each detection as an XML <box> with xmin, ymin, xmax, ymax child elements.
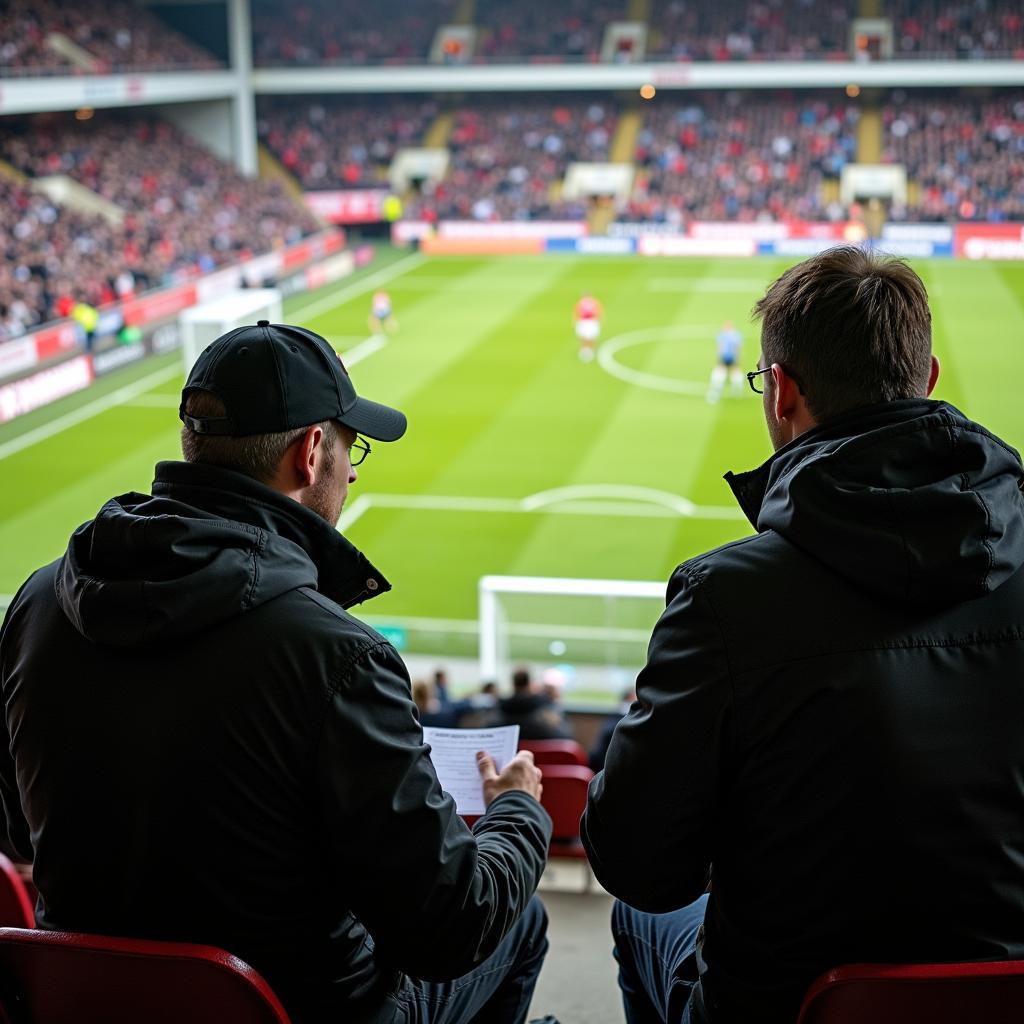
<box><xmin>316</xmin><ymin>640</ymin><xmax>551</xmax><ymax>981</ymax></box>
<box><xmin>581</xmin><ymin>565</ymin><xmax>733</xmax><ymax>912</ymax></box>
<box><xmin>0</xmin><ymin>581</ymin><xmax>36</xmax><ymax>863</ymax></box>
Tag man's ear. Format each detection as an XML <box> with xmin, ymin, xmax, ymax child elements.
<box><xmin>926</xmin><ymin>354</ymin><xmax>940</xmax><ymax>396</ymax></box>
<box><xmin>292</xmin><ymin>425</ymin><xmax>325</xmax><ymax>488</ymax></box>
<box><xmin>770</xmin><ymin>363</ymin><xmax>802</xmax><ymax>426</ymax></box>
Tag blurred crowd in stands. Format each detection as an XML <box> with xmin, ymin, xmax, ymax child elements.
<box><xmin>888</xmin><ymin>0</ymin><xmax>1023</xmax><ymax>58</ymax></box>
<box><xmin>3</xmin><ymin>0</ymin><xmax>1023</xmax><ymax>75</ymax></box>
<box><xmin>0</xmin><ymin>0</ymin><xmax>220</xmax><ymax>76</ymax></box>
<box><xmin>626</xmin><ymin>92</ymin><xmax>857</xmax><ymax>224</ymax></box>
<box><xmin>257</xmin><ymin>99</ymin><xmax>438</xmax><ymax>189</ymax></box>
<box><xmin>474</xmin><ymin>0</ymin><xmax>621</xmax><ymax>62</ymax></box>
<box><xmin>411</xmin><ymin>665</ymin><xmax>633</xmax><ymax>772</ymax></box>
<box><xmin>883</xmin><ymin>92</ymin><xmax>1024</xmax><ymax>222</ymax></box>
<box><xmin>647</xmin><ymin>0</ymin><xmax>849</xmax><ymax>60</ymax></box>
<box><xmin>408</xmin><ymin>101</ymin><xmax>615</xmax><ymax>221</ymax></box>
<box><xmin>255</xmin><ymin>89</ymin><xmax>1023</xmax><ymax>225</ymax></box>
<box><xmin>251</xmin><ymin>0</ymin><xmax>455</xmax><ymax>66</ymax></box>
<box><xmin>0</xmin><ymin>114</ymin><xmax>317</xmax><ymax>341</ymax></box>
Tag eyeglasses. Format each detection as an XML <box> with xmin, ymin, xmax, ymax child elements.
<box><xmin>349</xmin><ymin>436</ymin><xmax>371</xmax><ymax>467</ymax></box>
<box><xmin>746</xmin><ymin>364</ymin><xmax>804</xmax><ymax>395</ymax></box>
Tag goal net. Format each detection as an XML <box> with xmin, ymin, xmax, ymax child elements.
<box><xmin>478</xmin><ymin>575</ymin><xmax>667</xmax><ymax>705</ymax></box>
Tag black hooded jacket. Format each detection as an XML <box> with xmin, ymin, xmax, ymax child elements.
<box><xmin>0</xmin><ymin>461</ymin><xmax>551</xmax><ymax>1023</ymax></box>
<box><xmin>583</xmin><ymin>400</ymin><xmax>1024</xmax><ymax>1024</ymax></box>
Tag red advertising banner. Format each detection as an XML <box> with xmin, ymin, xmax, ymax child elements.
<box><xmin>955</xmin><ymin>223</ymin><xmax>1024</xmax><ymax>260</ymax></box>
<box><xmin>33</xmin><ymin>322</ymin><xmax>82</xmax><ymax>362</ymax></box>
<box><xmin>0</xmin><ymin>355</ymin><xmax>93</xmax><ymax>423</ymax></box>
<box><xmin>121</xmin><ymin>283</ymin><xmax>198</xmax><ymax>327</ymax></box>
<box><xmin>305</xmin><ymin>190</ymin><xmax>388</xmax><ymax>225</ymax></box>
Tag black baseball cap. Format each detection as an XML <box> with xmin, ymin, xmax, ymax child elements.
<box><xmin>179</xmin><ymin>321</ymin><xmax>407</xmax><ymax>441</ymax></box>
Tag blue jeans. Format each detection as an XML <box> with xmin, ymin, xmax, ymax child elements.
<box><xmin>612</xmin><ymin>895</ymin><xmax>710</xmax><ymax>1024</ymax></box>
<box><xmin>394</xmin><ymin>896</ymin><xmax>549</xmax><ymax>1024</ymax></box>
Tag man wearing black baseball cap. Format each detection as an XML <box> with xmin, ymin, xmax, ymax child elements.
<box><xmin>0</xmin><ymin>321</ymin><xmax>553</xmax><ymax>1024</ymax></box>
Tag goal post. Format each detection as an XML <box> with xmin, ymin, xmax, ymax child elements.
<box><xmin>478</xmin><ymin>575</ymin><xmax>667</xmax><ymax>701</ymax></box>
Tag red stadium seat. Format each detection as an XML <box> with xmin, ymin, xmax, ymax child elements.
<box><xmin>538</xmin><ymin>764</ymin><xmax>593</xmax><ymax>859</ymax></box>
<box><xmin>0</xmin><ymin>857</ymin><xmax>34</xmax><ymax>929</ymax></box>
<box><xmin>797</xmin><ymin>960</ymin><xmax>1024</xmax><ymax>1024</ymax></box>
<box><xmin>519</xmin><ymin>739</ymin><xmax>589</xmax><ymax>767</ymax></box>
<box><xmin>0</xmin><ymin>928</ymin><xmax>292</xmax><ymax>1023</ymax></box>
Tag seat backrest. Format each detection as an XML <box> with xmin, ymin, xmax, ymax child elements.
<box><xmin>538</xmin><ymin>764</ymin><xmax>593</xmax><ymax>841</ymax></box>
<box><xmin>519</xmin><ymin>739</ymin><xmax>588</xmax><ymax>767</ymax></box>
<box><xmin>0</xmin><ymin>859</ymin><xmax>34</xmax><ymax>929</ymax></box>
<box><xmin>0</xmin><ymin>928</ymin><xmax>292</xmax><ymax>1024</ymax></box>
<box><xmin>797</xmin><ymin>960</ymin><xmax>1024</xmax><ymax>1024</ymax></box>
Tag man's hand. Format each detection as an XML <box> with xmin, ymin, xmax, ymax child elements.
<box><xmin>477</xmin><ymin>750</ymin><xmax>543</xmax><ymax>807</ymax></box>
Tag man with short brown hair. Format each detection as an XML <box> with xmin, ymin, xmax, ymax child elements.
<box><xmin>583</xmin><ymin>247</ymin><xmax>1024</xmax><ymax>1024</ymax></box>
<box><xmin>0</xmin><ymin>321</ymin><xmax>553</xmax><ymax>1024</ymax></box>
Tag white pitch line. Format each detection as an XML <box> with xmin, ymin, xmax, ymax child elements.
<box><xmin>337</xmin><ymin>494</ymin><xmax>373</xmax><ymax>533</ymax></box>
<box><xmin>340</xmin><ymin>334</ymin><xmax>387</xmax><ymax>367</ymax></box>
<box><xmin>287</xmin><ymin>252</ymin><xmax>426</xmax><ymax>323</ymax></box>
<box><xmin>337</xmin><ymin>490</ymin><xmax>746</xmax><ymax>526</ymax></box>
<box><xmin>0</xmin><ymin>364</ymin><xmax>182</xmax><ymax>462</ymax></box>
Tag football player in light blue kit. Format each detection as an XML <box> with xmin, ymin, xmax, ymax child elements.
<box><xmin>707</xmin><ymin>320</ymin><xmax>743</xmax><ymax>403</ymax></box>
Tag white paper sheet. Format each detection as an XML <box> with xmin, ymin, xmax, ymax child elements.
<box><xmin>422</xmin><ymin>725</ymin><xmax>520</xmax><ymax>816</ymax></box>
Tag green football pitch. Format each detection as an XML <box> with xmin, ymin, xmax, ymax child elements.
<box><xmin>2</xmin><ymin>249</ymin><xmax>1023</xmax><ymax>676</ymax></box>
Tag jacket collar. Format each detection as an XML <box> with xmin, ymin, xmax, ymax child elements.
<box><xmin>723</xmin><ymin>399</ymin><xmax>941</xmax><ymax>530</ymax></box>
<box><xmin>151</xmin><ymin>460</ymin><xmax>390</xmax><ymax>609</ymax></box>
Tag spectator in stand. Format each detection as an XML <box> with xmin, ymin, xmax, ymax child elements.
<box><xmin>411</xmin><ymin>680</ymin><xmax>461</xmax><ymax>728</ymax></box>
<box><xmin>584</xmin><ymin>247</ymin><xmax>1024</xmax><ymax>1023</ymax></box>
<box><xmin>882</xmin><ymin>91</ymin><xmax>1024</xmax><ymax>222</ymax></box>
<box><xmin>491</xmin><ymin>667</ymin><xmax>573</xmax><ymax>742</ymax></box>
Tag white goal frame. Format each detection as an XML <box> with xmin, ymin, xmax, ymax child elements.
<box><xmin>478</xmin><ymin>574</ymin><xmax>666</xmax><ymax>683</ymax></box>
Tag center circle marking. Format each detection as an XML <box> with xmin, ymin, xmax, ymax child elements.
<box><xmin>597</xmin><ymin>324</ymin><xmax>723</xmax><ymax>396</ymax></box>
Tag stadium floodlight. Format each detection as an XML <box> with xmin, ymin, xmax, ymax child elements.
<box><xmin>478</xmin><ymin>575</ymin><xmax>667</xmax><ymax>699</ymax></box>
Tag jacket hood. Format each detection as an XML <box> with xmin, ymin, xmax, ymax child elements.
<box><xmin>57</xmin><ymin>461</ymin><xmax>390</xmax><ymax>646</ymax></box>
<box><xmin>726</xmin><ymin>400</ymin><xmax>1024</xmax><ymax>606</ymax></box>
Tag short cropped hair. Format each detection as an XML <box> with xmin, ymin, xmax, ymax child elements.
<box><xmin>180</xmin><ymin>391</ymin><xmax>339</xmax><ymax>484</ymax></box>
<box><xmin>753</xmin><ymin>246</ymin><xmax>933</xmax><ymax>423</ymax></box>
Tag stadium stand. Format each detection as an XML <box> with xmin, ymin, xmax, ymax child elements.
<box><xmin>256</xmin><ymin>97</ymin><xmax>438</xmax><ymax>189</ymax></box>
<box><xmin>882</xmin><ymin>91</ymin><xmax>1024</xmax><ymax>222</ymax></box>
<box><xmin>0</xmin><ymin>113</ymin><xmax>318</xmax><ymax>337</ymax></box>
<box><xmin>474</xmin><ymin>0</ymin><xmax>624</xmax><ymax>61</ymax></box>
<box><xmin>626</xmin><ymin>92</ymin><xmax>857</xmax><ymax>224</ymax></box>
<box><xmin>410</xmin><ymin>98</ymin><xmax>617</xmax><ymax>221</ymax></box>
<box><xmin>251</xmin><ymin>0</ymin><xmax>457</xmax><ymax>66</ymax></box>
<box><xmin>0</xmin><ymin>0</ymin><xmax>221</xmax><ymax>76</ymax></box>
<box><xmin>0</xmin><ymin>176</ymin><xmax>117</xmax><ymax>341</ymax></box>
<box><xmin>888</xmin><ymin>0</ymin><xmax>1024</xmax><ymax>59</ymax></box>
<box><xmin>646</xmin><ymin>0</ymin><xmax>851</xmax><ymax>60</ymax></box>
